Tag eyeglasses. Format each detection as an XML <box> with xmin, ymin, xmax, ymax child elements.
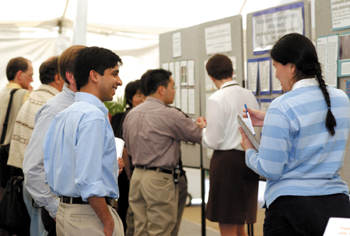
<box><xmin>23</xmin><ymin>72</ymin><xmax>33</xmax><ymax>78</ymax></box>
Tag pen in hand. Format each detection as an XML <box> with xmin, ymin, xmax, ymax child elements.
<box><xmin>244</xmin><ymin>104</ymin><xmax>256</xmax><ymax>136</ymax></box>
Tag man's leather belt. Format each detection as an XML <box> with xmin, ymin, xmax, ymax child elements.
<box><xmin>60</xmin><ymin>196</ymin><xmax>112</xmax><ymax>205</ymax></box>
<box><xmin>135</xmin><ymin>165</ymin><xmax>173</xmax><ymax>175</ymax></box>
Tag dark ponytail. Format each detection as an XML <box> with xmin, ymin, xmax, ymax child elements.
<box><xmin>315</xmin><ymin>66</ymin><xmax>336</xmax><ymax>135</ymax></box>
<box><xmin>271</xmin><ymin>33</ymin><xmax>337</xmax><ymax>136</ymax></box>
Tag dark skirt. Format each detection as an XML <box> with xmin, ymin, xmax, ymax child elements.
<box><xmin>206</xmin><ymin>149</ymin><xmax>259</xmax><ymax>224</ymax></box>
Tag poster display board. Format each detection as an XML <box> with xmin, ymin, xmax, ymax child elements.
<box><xmin>252</xmin><ymin>2</ymin><xmax>305</xmax><ymax>55</ymax></box>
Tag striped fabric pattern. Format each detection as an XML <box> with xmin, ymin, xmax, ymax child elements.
<box><xmin>246</xmin><ymin>83</ymin><xmax>350</xmax><ymax>208</ymax></box>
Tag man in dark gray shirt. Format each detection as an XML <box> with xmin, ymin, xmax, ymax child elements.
<box><xmin>123</xmin><ymin>69</ymin><xmax>202</xmax><ymax>236</ymax></box>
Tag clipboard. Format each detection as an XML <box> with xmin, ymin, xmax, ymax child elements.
<box><xmin>237</xmin><ymin>115</ymin><xmax>260</xmax><ymax>150</ymax></box>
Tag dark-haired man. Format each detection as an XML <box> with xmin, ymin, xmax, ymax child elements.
<box><xmin>43</xmin><ymin>47</ymin><xmax>124</xmax><ymax>236</ymax></box>
<box><xmin>7</xmin><ymin>56</ymin><xmax>64</xmax><ymax>236</ymax></box>
<box><xmin>23</xmin><ymin>45</ymin><xmax>85</xmax><ymax>236</ymax></box>
<box><xmin>123</xmin><ymin>69</ymin><xmax>203</xmax><ymax>236</ymax></box>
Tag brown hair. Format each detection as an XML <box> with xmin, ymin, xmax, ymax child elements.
<box><xmin>206</xmin><ymin>54</ymin><xmax>233</xmax><ymax>80</ymax></box>
<box><xmin>58</xmin><ymin>45</ymin><xmax>85</xmax><ymax>84</ymax></box>
<box><xmin>6</xmin><ymin>57</ymin><xmax>31</xmax><ymax>81</ymax></box>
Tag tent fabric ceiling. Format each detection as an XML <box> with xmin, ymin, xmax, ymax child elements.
<box><xmin>0</xmin><ymin>0</ymin><xmax>299</xmax><ymax>36</ymax></box>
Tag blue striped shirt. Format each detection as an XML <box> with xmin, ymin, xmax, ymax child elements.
<box><xmin>246</xmin><ymin>79</ymin><xmax>350</xmax><ymax>208</ymax></box>
<box><xmin>43</xmin><ymin>92</ymin><xmax>119</xmax><ymax>202</ymax></box>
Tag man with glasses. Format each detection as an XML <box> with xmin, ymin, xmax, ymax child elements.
<box><xmin>0</xmin><ymin>57</ymin><xmax>33</xmax><ymax>235</ymax></box>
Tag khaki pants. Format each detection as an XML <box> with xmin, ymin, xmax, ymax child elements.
<box><xmin>129</xmin><ymin>168</ymin><xmax>178</xmax><ymax>236</ymax></box>
<box><xmin>171</xmin><ymin>174</ymin><xmax>187</xmax><ymax>236</ymax></box>
<box><xmin>56</xmin><ymin>202</ymin><xmax>124</xmax><ymax>236</ymax></box>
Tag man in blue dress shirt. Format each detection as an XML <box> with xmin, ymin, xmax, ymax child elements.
<box><xmin>43</xmin><ymin>47</ymin><xmax>124</xmax><ymax>236</ymax></box>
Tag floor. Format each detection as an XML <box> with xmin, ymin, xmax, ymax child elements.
<box><xmin>178</xmin><ymin>181</ymin><xmax>266</xmax><ymax>236</ymax></box>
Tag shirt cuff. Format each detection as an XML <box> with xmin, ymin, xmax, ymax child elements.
<box><xmin>45</xmin><ymin>197</ymin><xmax>60</xmax><ymax>218</ymax></box>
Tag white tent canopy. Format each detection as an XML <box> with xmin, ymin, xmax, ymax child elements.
<box><xmin>0</xmin><ymin>0</ymin><xmax>308</xmax><ymax>97</ymax></box>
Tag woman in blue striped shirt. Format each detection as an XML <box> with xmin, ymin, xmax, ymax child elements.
<box><xmin>240</xmin><ymin>33</ymin><xmax>350</xmax><ymax>236</ymax></box>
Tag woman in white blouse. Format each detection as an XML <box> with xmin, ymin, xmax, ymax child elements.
<box><xmin>197</xmin><ymin>54</ymin><xmax>260</xmax><ymax>236</ymax></box>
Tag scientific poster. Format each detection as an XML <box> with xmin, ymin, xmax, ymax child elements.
<box><xmin>252</xmin><ymin>2</ymin><xmax>304</xmax><ymax>54</ymax></box>
<box><xmin>330</xmin><ymin>0</ymin><xmax>350</xmax><ymax>31</ymax></box>
<box><xmin>174</xmin><ymin>61</ymin><xmax>181</xmax><ymax>108</ymax></box>
<box><xmin>247</xmin><ymin>59</ymin><xmax>259</xmax><ymax>95</ymax></box>
<box><xmin>188</xmin><ymin>89</ymin><xmax>195</xmax><ymax>114</ymax></box>
<box><xmin>172</xmin><ymin>32</ymin><xmax>181</xmax><ymax>58</ymax></box>
<box><xmin>181</xmin><ymin>88</ymin><xmax>188</xmax><ymax>114</ymax></box>
<box><xmin>258</xmin><ymin>58</ymin><xmax>271</xmax><ymax>95</ymax></box>
<box><xmin>205</xmin><ymin>23</ymin><xmax>232</xmax><ymax>55</ymax></box>
<box><xmin>317</xmin><ymin>35</ymin><xmax>338</xmax><ymax>86</ymax></box>
<box><xmin>187</xmin><ymin>60</ymin><xmax>195</xmax><ymax>86</ymax></box>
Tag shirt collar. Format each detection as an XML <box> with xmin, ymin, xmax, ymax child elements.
<box><xmin>6</xmin><ymin>82</ymin><xmax>23</xmax><ymax>89</ymax></box>
<box><xmin>75</xmin><ymin>92</ymin><xmax>108</xmax><ymax>115</ymax></box>
<box><xmin>220</xmin><ymin>80</ymin><xmax>238</xmax><ymax>89</ymax></box>
<box><xmin>145</xmin><ymin>96</ymin><xmax>165</xmax><ymax>106</ymax></box>
<box><xmin>291</xmin><ymin>78</ymin><xmax>319</xmax><ymax>91</ymax></box>
<box><xmin>62</xmin><ymin>83</ymin><xmax>75</xmax><ymax>101</ymax></box>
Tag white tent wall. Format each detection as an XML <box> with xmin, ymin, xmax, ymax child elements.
<box><xmin>0</xmin><ymin>36</ymin><xmax>69</xmax><ymax>92</ymax></box>
<box><xmin>0</xmin><ymin>30</ymin><xmax>159</xmax><ymax>98</ymax></box>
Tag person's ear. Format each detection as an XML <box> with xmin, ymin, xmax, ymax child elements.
<box><xmin>66</xmin><ymin>71</ymin><xmax>75</xmax><ymax>84</ymax></box>
<box><xmin>90</xmin><ymin>70</ymin><xmax>99</xmax><ymax>83</ymax></box>
<box><xmin>158</xmin><ymin>86</ymin><xmax>165</xmax><ymax>96</ymax></box>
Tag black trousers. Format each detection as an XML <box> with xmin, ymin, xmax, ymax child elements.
<box><xmin>41</xmin><ymin>207</ymin><xmax>56</xmax><ymax>236</ymax></box>
<box><xmin>264</xmin><ymin>193</ymin><xmax>350</xmax><ymax>236</ymax></box>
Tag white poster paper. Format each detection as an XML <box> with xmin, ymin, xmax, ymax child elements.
<box><xmin>341</xmin><ymin>61</ymin><xmax>350</xmax><ymax>75</ymax></box>
<box><xmin>247</xmin><ymin>61</ymin><xmax>258</xmax><ymax>94</ymax></box>
<box><xmin>181</xmin><ymin>88</ymin><xmax>188</xmax><ymax>114</ymax></box>
<box><xmin>259</xmin><ymin>60</ymin><xmax>270</xmax><ymax>93</ymax></box>
<box><xmin>317</xmin><ymin>37</ymin><xmax>328</xmax><ymax>79</ymax></box>
<box><xmin>317</xmin><ymin>35</ymin><xmax>338</xmax><ymax>87</ymax></box>
<box><xmin>187</xmin><ymin>60</ymin><xmax>195</xmax><ymax>86</ymax></box>
<box><xmin>172</xmin><ymin>32</ymin><xmax>181</xmax><ymax>58</ymax></box>
<box><xmin>327</xmin><ymin>35</ymin><xmax>338</xmax><ymax>87</ymax></box>
<box><xmin>174</xmin><ymin>61</ymin><xmax>181</xmax><ymax>108</ymax></box>
<box><xmin>188</xmin><ymin>89</ymin><xmax>195</xmax><ymax>114</ymax></box>
<box><xmin>205</xmin><ymin>23</ymin><xmax>232</xmax><ymax>55</ymax></box>
<box><xmin>330</xmin><ymin>0</ymin><xmax>350</xmax><ymax>30</ymax></box>
<box><xmin>252</xmin><ymin>5</ymin><xmax>304</xmax><ymax>53</ymax></box>
<box><xmin>323</xmin><ymin>217</ymin><xmax>350</xmax><ymax>236</ymax></box>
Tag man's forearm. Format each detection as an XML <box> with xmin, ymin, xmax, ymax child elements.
<box><xmin>88</xmin><ymin>196</ymin><xmax>114</xmax><ymax>236</ymax></box>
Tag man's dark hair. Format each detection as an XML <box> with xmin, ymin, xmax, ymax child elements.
<box><xmin>139</xmin><ymin>70</ymin><xmax>152</xmax><ymax>96</ymax></box>
<box><xmin>125</xmin><ymin>80</ymin><xmax>143</xmax><ymax>108</ymax></box>
<box><xmin>39</xmin><ymin>56</ymin><xmax>59</xmax><ymax>84</ymax></box>
<box><xmin>206</xmin><ymin>54</ymin><xmax>233</xmax><ymax>80</ymax></box>
<box><xmin>6</xmin><ymin>57</ymin><xmax>30</xmax><ymax>81</ymax></box>
<box><xmin>145</xmin><ymin>69</ymin><xmax>172</xmax><ymax>95</ymax></box>
<box><xmin>74</xmin><ymin>46</ymin><xmax>123</xmax><ymax>90</ymax></box>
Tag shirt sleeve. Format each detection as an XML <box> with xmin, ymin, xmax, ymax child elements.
<box><xmin>201</xmin><ymin>97</ymin><xmax>225</xmax><ymax>149</ymax></box>
<box><xmin>172</xmin><ymin>110</ymin><xmax>202</xmax><ymax>144</ymax></box>
<box><xmin>74</xmin><ymin>118</ymin><xmax>109</xmax><ymax>201</ymax></box>
<box><xmin>245</xmin><ymin>108</ymin><xmax>292</xmax><ymax>180</ymax></box>
<box><xmin>23</xmin><ymin>109</ymin><xmax>60</xmax><ymax>218</ymax></box>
